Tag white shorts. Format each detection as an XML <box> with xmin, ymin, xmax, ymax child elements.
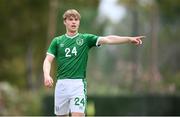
<box><xmin>54</xmin><ymin>79</ymin><xmax>87</xmax><ymax>115</ymax></box>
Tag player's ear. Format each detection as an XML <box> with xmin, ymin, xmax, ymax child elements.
<box><xmin>63</xmin><ymin>20</ymin><xmax>66</xmax><ymax>25</ymax></box>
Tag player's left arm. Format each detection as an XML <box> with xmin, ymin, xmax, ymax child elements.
<box><xmin>98</xmin><ymin>35</ymin><xmax>145</xmax><ymax>45</ymax></box>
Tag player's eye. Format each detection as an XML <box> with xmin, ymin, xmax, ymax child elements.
<box><xmin>69</xmin><ymin>18</ymin><xmax>73</xmax><ymax>21</ymax></box>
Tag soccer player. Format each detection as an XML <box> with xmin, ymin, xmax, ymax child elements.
<box><xmin>43</xmin><ymin>9</ymin><xmax>144</xmax><ymax>116</ymax></box>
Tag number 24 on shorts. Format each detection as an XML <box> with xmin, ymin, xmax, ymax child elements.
<box><xmin>74</xmin><ymin>97</ymin><xmax>85</xmax><ymax>106</ymax></box>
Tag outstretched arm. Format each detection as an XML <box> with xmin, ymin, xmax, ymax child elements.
<box><xmin>43</xmin><ymin>54</ymin><xmax>54</xmax><ymax>88</ymax></box>
<box><xmin>98</xmin><ymin>35</ymin><xmax>145</xmax><ymax>45</ymax></box>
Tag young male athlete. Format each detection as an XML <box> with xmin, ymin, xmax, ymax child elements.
<box><xmin>43</xmin><ymin>9</ymin><xmax>144</xmax><ymax>116</ymax></box>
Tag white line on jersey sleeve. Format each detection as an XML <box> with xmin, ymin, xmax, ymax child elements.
<box><xmin>96</xmin><ymin>37</ymin><xmax>103</xmax><ymax>47</ymax></box>
<box><xmin>46</xmin><ymin>52</ymin><xmax>55</xmax><ymax>58</ymax></box>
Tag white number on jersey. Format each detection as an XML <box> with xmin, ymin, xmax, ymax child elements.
<box><xmin>65</xmin><ymin>47</ymin><xmax>77</xmax><ymax>57</ymax></box>
<box><xmin>65</xmin><ymin>48</ymin><xmax>71</xmax><ymax>57</ymax></box>
<box><xmin>72</xmin><ymin>47</ymin><xmax>77</xmax><ymax>56</ymax></box>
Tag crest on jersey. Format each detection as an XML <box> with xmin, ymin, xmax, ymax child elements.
<box><xmin>76</xmin><ymin>38</ymin><xmax>84</xmax><ymax>46</ymax></box>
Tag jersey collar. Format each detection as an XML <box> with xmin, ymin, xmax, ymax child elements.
<box><xmin>65</xmin><ymin>33</ymin><xmax>79</xmax><ymax>39</ymax></box>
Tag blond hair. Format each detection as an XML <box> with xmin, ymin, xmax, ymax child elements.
<box><xmin>63</xmin><ymin>9</ymin><xmax>81</xmax><ymax>20</ymax></box>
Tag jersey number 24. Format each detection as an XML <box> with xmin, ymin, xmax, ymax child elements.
<box><xmin>65</xmin><ymin>47</ymin><xmax>77</xmax><ymax>57</ymax></box>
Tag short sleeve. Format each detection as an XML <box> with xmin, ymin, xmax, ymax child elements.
<box><xmin>84</xmin><ymin>34</ymin><xmax>99</xmax><ymax>48</ymax></box>
<box><xmin>47</xmin><ymin>37</ymin><xmax>58</xmax><ymax>57</ymax></box>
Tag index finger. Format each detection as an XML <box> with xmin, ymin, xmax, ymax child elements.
<box><xmin>138</xmin><ymin>36</ymin><xmax>146</xmax><ymax>39</ymax></box>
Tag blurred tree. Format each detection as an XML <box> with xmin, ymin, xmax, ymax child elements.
<box><xmin>116</xmin><ymin>0</ymin><xmax>180</xmax><ymax>94</ymax></box>
<box><xmin>47</xmin><ymin>0</ymin><xmax>59</xmax><ymax>47</ymax></box>
<box><xmin>119</xmin><ymin>0</ymin><xmax>142</xmax><ymax>92</ymax></box>
<box><xmin>0</xmin><ymin>0</ymin><xmax>49</xmax><ymax>89</ymax></box>
<box><xmin>156</xmin><ymin>0</ymin><xmax>180</xmax><ymax>92</ymax></box>
<box><xmin>148</xmin><ymin>0</ymin><xmax>162</xmax><ymax>93</ymax></box>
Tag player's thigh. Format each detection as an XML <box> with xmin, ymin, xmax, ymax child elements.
<box><xmin>55</xmin><ymin>81</ymin><xmax>70</xmax><ymax>115</ymax></box>
<box><xmin>70</xmin><ymin>95</ymin><xmax>86</xmax><ymax>114</ymax></box>
<box><xmin>55</xmin><ymin>98</ymin><xmax>69</xmax><ymax>115</ymax></box>
<box><xmin>69</xmin><ymin>80</ymin><xmax>87</xmax><ymax>114</ymax></box>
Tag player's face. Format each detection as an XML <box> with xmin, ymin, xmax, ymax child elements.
<box><xmin>64</xmin><ymin>16</ymin><xmax>80</xmax><ymax>33</ymax></box>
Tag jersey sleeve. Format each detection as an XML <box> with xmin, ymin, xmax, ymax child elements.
<box><xmin>47</xmin><ymin>37</ymin><xmax>58</xmax><ymax>57</ymax></box>
<box><xmin>84</xmin><ymin>34</ymin><xmax>100</xmax><ymax>48</ymax></box>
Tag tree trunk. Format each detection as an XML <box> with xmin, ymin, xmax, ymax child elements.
<box><xmin>149</xmin><ymin>3</ymin><xmax>162</xmax><ymax>93</ymax></box>
<box><xmin>47</xmin><ymin>0</ymin><xmax>59</xmax><ymax>46</ymax></box>
<box><xmin>130</xmin><ymin>0</ymin><xmax>140</xmax><ymax>92</ymax></box>
<box><xmin>26</xmin><ymin>41</ymin><xmax>34</xmax><ymax>90</ymax></box>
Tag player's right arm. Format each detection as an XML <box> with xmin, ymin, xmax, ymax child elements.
<box><xmin>43</xmin><ymin>54</ymin><xmax>54</xmax><ymax>88</ymax></box>
<box><xmin>98</xmin><ymin>35</ymin><xmax>144</xmax><ymax>45</ymax></box>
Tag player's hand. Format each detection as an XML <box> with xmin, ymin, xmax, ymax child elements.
<box><xmin>44</xmin><ymin>76</ymin><xmax>54</xmax><ymax>88</ymax></box>
<box><xmin>130</xmin><ymin>36</ymin><xmax>145</xmax><ymax>45</ymax></box>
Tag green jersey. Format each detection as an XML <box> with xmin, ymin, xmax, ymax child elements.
<box><xmin>47</xmin><ymin>33</ymin><xmax>99</xmax><ymax>80</ymax></box>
